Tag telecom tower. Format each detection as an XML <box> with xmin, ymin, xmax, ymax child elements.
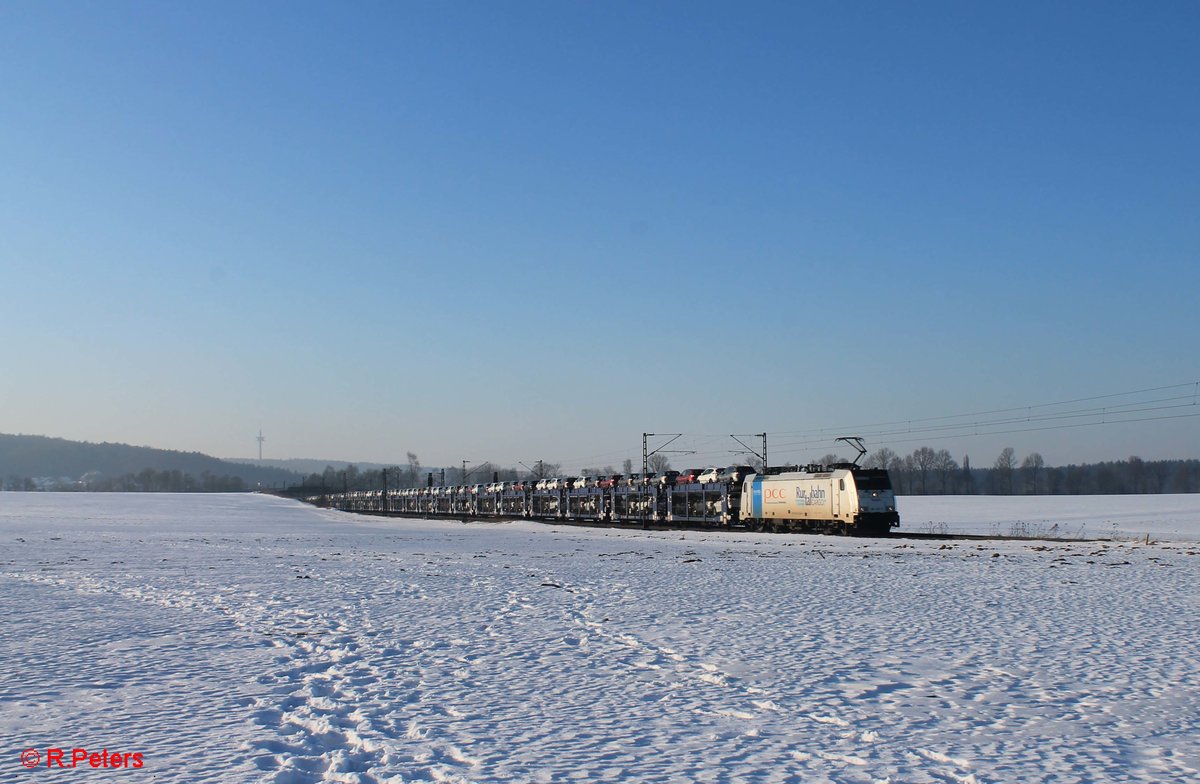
<box><xmin>257</xmin><ymin>429</ymin><xmax>265</xmax><ymax>461</ymax></box>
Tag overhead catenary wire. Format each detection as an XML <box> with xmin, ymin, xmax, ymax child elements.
<box><xmin>767</xmin><ymin>395</ymin><xmax>1198</xmax><ymax>452</ymax></box>
<box><xmin>516</xmin><ymin>380</ymin><xmax>1200</xmax><ymax>472</ymax></box>
<box><xmin>681</xmin><ymin>382</ymin><xmax>1199</xmax><ymax>440</ymax></box>
<box><xmin>768</xmin><ymin>397</ymin><xmax>1197</xmax><ymax>451</ymax></box>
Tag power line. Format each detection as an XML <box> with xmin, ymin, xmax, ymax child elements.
<box><xmin>768</xmin><ymin>381</ymin><xmax>1200</xmax><ymax>439</ymax></box>
<box><xmin>776</xmin><ymin>410</ymin><xmax>1200</xmax><ymax>455</ymax></box>
<box><xmin>766</xmin><ymin>396</ymin><xmax>1198</xmax><ymax>454</ymax></box>
<box><xmin>472</xmin><ymin>380</ymin><xmax>1200</xmax><ymax>471</ymax></box>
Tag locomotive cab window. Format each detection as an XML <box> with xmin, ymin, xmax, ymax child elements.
<box><xmin>839</xmin><ymin>479</ymin><xmax>845</xmax><ymax>490</ymax></box>
<box><xmin>854</xmin><ymin>472</ymin><xmax>892</xmax><ymax>490</ymax></box>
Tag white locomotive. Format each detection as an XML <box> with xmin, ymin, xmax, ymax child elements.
<box><xmin>739</xmin><ymin>465</ymin><xmax>898</xmax><ymax>535</ymax></box>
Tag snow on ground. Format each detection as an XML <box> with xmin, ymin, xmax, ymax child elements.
<box><xmin>1</xmin><ymin>493</ymin><xmax>1198</xmax><ymax>783</ymax></box>
<box><xmin>898</xmin><ymin>494</ymin><xmax>1200</xmax><ymax>540</ymax></box>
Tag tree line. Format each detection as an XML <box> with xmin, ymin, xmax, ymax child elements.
<box><xmin>4</xmin><ymin>468</ymin><xmax>251</xmax><ymax>493</ymax></box>
<box><xmin>863</xmin><ymin>447</ymin><xmax>1200</xmax><ymax>495</ymax></box>
<box><xmin>293</xmin><ymin>453</ymin><xmax>569</xmax><ymax>494</ymax></box>
<box><xmin>289</xmin><ymin>448</ymin><xmax>1199</xmax><ymax>496</ymax></box>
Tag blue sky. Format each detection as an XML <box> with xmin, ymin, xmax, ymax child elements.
<box><xmin>2</xmin><ymin>1</ymin><xmax>1197</xmax><ymax>471</ymax></box>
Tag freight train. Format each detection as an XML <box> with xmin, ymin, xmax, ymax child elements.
<box><xmin>312</xmin><ymin>442</ymin><xmax>899</xmax><ymax>536</ymax></box>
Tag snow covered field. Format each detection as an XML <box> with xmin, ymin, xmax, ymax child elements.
<box><xmin>2</xmin><ymin>493</ymin><xmax>1197</xmax><ymax>783</ymax></box>
<box><xmin>899</xmin><ymin>493</ymin><xmax>1200</xmax><ymax>541</ymax></box>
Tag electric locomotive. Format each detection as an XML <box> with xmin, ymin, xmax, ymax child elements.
<box><xmin>739</xmin><ymin>465</ymin><xmax>898</xmax><ymax>535</ymax></box>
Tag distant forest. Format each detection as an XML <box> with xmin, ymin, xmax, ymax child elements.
<box><xmin>860</xmin><ymin>447</ymin><xmax>1200</xmax><ymax>495</ymax></box>
<box><xmin>292</xmin><ymin>449</ymin><xmax>1200</xmax><ymax>496</ymax></box>
<box><xmin>0</xmin><ymin>434</ymin><xmax>299</xmax><ymax>492</ymax></box>
<box><xmin>3</xmin><ymin>468</ymin><xmax>253</xmax><ymax>493</ymax></box>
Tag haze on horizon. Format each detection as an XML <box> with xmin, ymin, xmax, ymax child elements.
<box><xmin>2</xmin><ymin>2</ymin><xmax>1197</xmax><ymax>472</ymax></box>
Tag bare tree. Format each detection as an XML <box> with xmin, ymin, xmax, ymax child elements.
<box><xmin>1021</xmin><ymin>452</ymin><xmax>1045</xmax><ymax>494</ymax></box>
<box><xmin>961</xmin><ymin>455</ymin><xmax>974</xmax><ymax>494</ymax></box>
<box><xmin>888</xmin><ymin>455</ymin><xmax>906</xmax><ymax>494</ymax></box>
<box><xmin>622</xmin><ymin>458</ymin><xmax>633</xmax><ymax>475</ymax></box>
<box><xmin>993</xmin><ymin>448</ymin><xmax>1017</xmax><ymax>494</ymax></box>
<box><xmin>865</xmin><ymin>447</ymin><xmax>897</xmax><ymax>470</ymax></box>
<box><xmin>935</xmin><ymin>449</ymin><xmax>958</xmax><ymax>493</ymax></box>
<box><xmin>647</xmin><ymin>454</ymin><xmax>672</xmax><ymax>473</ymax></box>
<box><xmin>405</xmin><ymin>452</ymin><xmax>420</xmax><ymax>488</ymax></box>
<box><xmin>912</xmin><ymin>447</ymin><xmax>937</xmax><ymax>494</ymax></box>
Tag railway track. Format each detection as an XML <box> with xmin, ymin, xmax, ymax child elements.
<box><xmin>344</xmin><ymin>509</ymin><xmax>1100</xmax><ymax>543</ymax></box>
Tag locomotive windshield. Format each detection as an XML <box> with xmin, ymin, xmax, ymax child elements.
<box><xmin>852</xmin><ymin>470</ymin><xmax>893</xmax><ymax>491</ymax></box>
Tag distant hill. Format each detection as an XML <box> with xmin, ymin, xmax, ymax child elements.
<box><xmin>0</xmin><ymin>434</ymin><xmax>301</xmax><ymax>487</ymax></box>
